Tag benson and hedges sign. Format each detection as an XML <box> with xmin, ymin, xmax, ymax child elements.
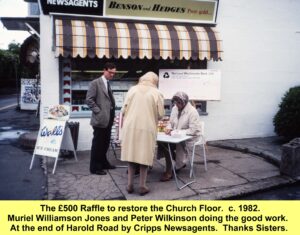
<box><xmin>105</xmin><ymin>0</ymin><xmax>218</xmax><ymax>24</ymax></box>
<box><xmin>39</xmin><ymin>0</ymin><xmax>218</xmax><ymax>24</ymax></box>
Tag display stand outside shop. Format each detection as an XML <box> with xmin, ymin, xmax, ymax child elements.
<box><xmin>29</xmin><ymin>105</ymin><xmax>77</xmax><ymax>174</ymax></box>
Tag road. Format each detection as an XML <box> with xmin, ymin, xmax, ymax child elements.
<box><xmin>0</xmin><ymin>94</ymin><xmax>46</xmax><ymax>199</ymax></box>
<box><xmin>235</xmin><ymin>182</ymin><xmax>300</xmax><ymax>200</ymax></box>
<box><xmin>0</xmin><ymin>93</ymin><xmax>18</xmax><ymax>111</ymax></box>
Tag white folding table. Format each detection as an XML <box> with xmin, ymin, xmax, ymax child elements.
<box><xmin>157</xmin><ymin>133</ymin><xmax>195</xmax><ymax>190</ymax></box>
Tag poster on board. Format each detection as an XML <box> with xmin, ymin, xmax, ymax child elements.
<box><xmin>158</xmin><ymin>69</ymin><xmax>221</xmax><ymax>100</ymax></box>
<box><xmin>20</xmin><ymin>78</ymin><xmax>40</xmax><ymax>110</ymax></box>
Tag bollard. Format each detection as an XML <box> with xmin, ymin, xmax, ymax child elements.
<box><xmin>280</xmin><ymin>138</ymin><xmax>300</xmax><ymax>177</ymax></box>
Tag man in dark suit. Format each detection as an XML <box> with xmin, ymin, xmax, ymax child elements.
<box><xmin>86</xmin><ymin>62</ymin><xmax>116</xmax><ymax>175</ymax></box>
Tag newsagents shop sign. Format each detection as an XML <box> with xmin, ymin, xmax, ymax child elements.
<box><xmin>39</xmin><ymin>0</ymin><xmax>104</xmax><ymax>15</ymax></box>
<box><xmin>39</xmin><ymin>0</ymin><xmax>218</xmax><ymax>24</ymax></box>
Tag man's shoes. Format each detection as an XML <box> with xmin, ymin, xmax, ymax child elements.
<box><xmin>175</xmin><ymin>164</ymin><xmax>186</xmax><ymax>173</ymax></box>
<box><xmin>103</xmin><ymin>164</ymin><xmax>116</xmax><ymax>170</ymax></box>
<box><xmin>160</xmin><ymin>172</ymin><xmax>173</xmax><ymax>182</ymax></box>
<box><xmin>91</xmin><ymin>170</ymin><xmax>107</xmax><ymax>175</ymax></box>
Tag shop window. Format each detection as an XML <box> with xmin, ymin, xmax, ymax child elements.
<box><xmin>192</xmin><ymin>100</ymin><xmax>208</xmax><ymax>116</ymax></box>
<box><xmin>60</xmin><ymin>57</ymin><xmax>208</xmax><ymax>117</ymax></box>
<box><xmin>61</xmin><ymin>58</ymin><xmax>139</xmax><ymax>117</ymax></box>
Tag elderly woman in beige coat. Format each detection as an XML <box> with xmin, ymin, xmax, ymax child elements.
<box><xmin>121</xmin><ymin>72</ymin><xmax>164</xmax><ymax>196</ymax></box>
<box><xmin>158</xmin><ymin>91</ymin><xmax>202</xmax><ymax>182</ymax></box>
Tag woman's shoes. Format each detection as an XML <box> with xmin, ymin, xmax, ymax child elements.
<box><xmin>126</xmin><ymin>185</ymin><xmax>134</xmax><ymax>194</ymax></box>
<box><xmin>175</xmin><ymin>164</ymin><xmax>186</xmax><ymax>173</ymax></box>
<box><xmin>126</xmin><ymin>185</ymin><xmax>150</xmax><ymax>196</ymax></box>
<box><xmin>160</xmin><ymin>172</ymin><xmax>173</xmax><ymax>182</ymax></box>
<box><xmin>139</xmin><ymin>186</ymin><xmax>150</xmax><ymax>196</ymax></box>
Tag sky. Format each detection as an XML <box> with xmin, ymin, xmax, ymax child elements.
<box><xmin>0</xmin><ymin>0</ymin><xmax>30</xmax><ymax>49</ymax></box>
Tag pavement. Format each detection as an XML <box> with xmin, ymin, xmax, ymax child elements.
<box><xmin>208</xmin><ymin>138</ymin><xmax>283</xmax><ymax>167</ymax></box>
<box><xmin>1</xmin><ymin>102</ymin><xmax>296</xmax><ymax>200</ymax></box>
<box><xmin>25</xmin><ymin>133</ymin><xmax>298</xmax><ymax>200</ymax></box>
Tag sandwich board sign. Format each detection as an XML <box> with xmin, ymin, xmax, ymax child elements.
<box><xmin>20</xmin><ymin>78</ymin><xmax>40</xmax><ymax>110</ymax></box>
<box><xmin>30</xmin><ymin>105</ymin><xmax>77</xmax><ymax>174</ymax></box>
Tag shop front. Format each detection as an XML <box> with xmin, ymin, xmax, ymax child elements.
<box><xmin>38</xmin><ymin>0</ymin><xmax>223</xmax><ymax>150</ymax></box>
<box><xmin>54</xmin><ymin>15</ymin><xmax>222</xmax><ymax>113</ymax></box>
<box><xmin>3</xmin><ymin>0</ymin><xmax>300</xmax><ymax>150</ymax></box>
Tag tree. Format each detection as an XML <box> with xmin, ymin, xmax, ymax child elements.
<box><xmin>273</xmin><ymin>86</ymin><xmax>300</xmax><ymax>141</ymax></box>
<box><xmin>0</xmin><ymin>44</ymin><xmax>19</xmax><ymax>88</ymax></box>
<box><xmin>0</xmin><ymin>41</ymin><xmax>38</xmax><ymax>90</ymax></box>
<box><xmin>8</xmin><ymin>42</ymin><xmax>21</xmax><ymax>55</ymax></box>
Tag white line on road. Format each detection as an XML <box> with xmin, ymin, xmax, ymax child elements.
<box><xmin>0</xmin><ymin>103</ymin><xmax>17</xmax><ymax>111</ymax></box>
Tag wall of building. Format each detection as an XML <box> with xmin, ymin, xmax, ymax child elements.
<box><xmin>40</xmin><ymin>15</ymin><xmax>60</xmax><ymax>112</ymax></box>
<box><xmin>40</xmin><ymin>0</ymin><xmax>300</xmax><ymax>150</ymax></box>
<box><xmin>205</xmin><ymin>0</ymin><xmax>300</xmax><ymax>141</ymax></box>
<box><xmin>40</xmin><ymin>15</ymin><xmax>94</xmax><ymax>151</ymax></box>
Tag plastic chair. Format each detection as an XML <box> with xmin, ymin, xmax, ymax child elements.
<box><xmin>190</xmin><ymin>121</ymin><xmax>207</xmax><ymax>178</ymax></box>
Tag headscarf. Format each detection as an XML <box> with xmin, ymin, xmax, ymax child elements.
<box><xmin>171</xmin><ymin>91</ymin><xmax>189</xmax><ymax>107</ymax></box>
<box><xmin>138</xmin><ymin>71</ymin><xmax>159</xmax><ymax>87</ymax></box>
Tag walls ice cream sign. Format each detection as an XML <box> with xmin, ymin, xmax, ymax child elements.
<box><xmin>34</xmin><ymin>119</ymin><xmax>66</xmax><ymax>158</ymax></box>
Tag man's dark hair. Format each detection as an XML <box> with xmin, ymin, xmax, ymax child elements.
<box><xmin>104</xmin><ymin>62</ymin><xmax>116</xmax><ymax>70</ymax></box>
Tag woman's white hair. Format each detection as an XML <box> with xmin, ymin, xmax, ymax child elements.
<box><xmin>139</xmin><ymin>71</ymin><xmax>159</xmax><ymax>87</ymax></box>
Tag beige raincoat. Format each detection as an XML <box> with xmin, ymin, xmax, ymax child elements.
<box><xmin>121</xmin><ymin>72</ymin><xmax>165</xmax><ymax>166</ymax></box>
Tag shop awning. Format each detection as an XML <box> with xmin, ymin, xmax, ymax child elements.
<box><xmin>54</xmin><ymin>18</ymin><xmax>222</xmax><ymax>61</ymax></box>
